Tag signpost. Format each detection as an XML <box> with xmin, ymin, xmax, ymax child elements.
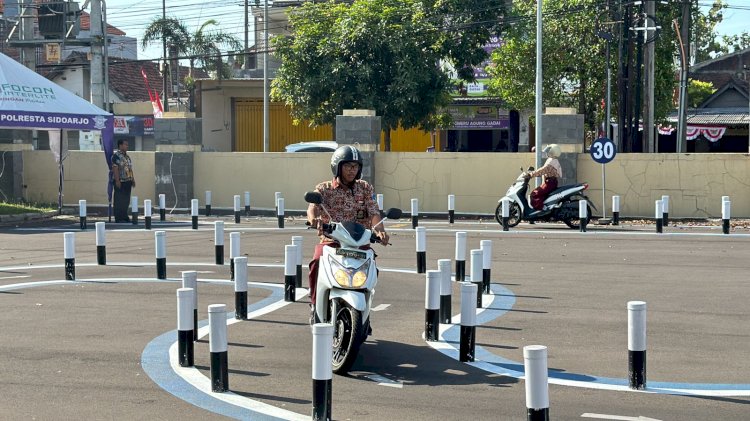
<box><xmin>590</xmin><ymin>137</ymin><xmax>617</xmax><ymax>223</ymax></box>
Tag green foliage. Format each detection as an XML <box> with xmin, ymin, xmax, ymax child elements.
<box><xmin>688</xmin><ymin>79</ymin><xmax>716</xmax><ymax>108</ymax></box>
<box><xmin>0</xmin><ymin>201</ymin><xmax>54</xmax><ymax>215</ymax></box>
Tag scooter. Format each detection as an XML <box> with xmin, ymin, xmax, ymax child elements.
<box><xmin>495</xmin><ymin>167</ymin><xmax>596</xmax><ymax>229</ymax></box>
<box><xmin>304</xmin><ymin>191</ymin><xmax>402</xmax><ymax>374</ymax></box>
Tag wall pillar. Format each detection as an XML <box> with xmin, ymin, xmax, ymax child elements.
<box><xmin>335</xmin><ymin>110</ymin><xmax>381</xmax><ymax>185</ymax></box>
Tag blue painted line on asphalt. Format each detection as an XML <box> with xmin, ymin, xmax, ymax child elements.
<box><xmin>141</xmin><ymin>284</ymin><xmax>293</xmax><ymax>421</ymax></box>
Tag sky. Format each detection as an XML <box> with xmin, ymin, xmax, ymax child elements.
<box><xmin>102</xmin><ymin>0</ymin><xmax>750</xmax><ymax>61</ymax></box>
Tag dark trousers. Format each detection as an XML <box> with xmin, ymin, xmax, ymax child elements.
<box><xmin>113</xmin><ymin>181</ymin><xmax>133</xmax><ymax>222</ymax></box>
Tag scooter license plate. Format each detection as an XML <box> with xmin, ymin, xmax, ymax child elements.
<box><xmin>336</xmin><ymin>248</ymin><xmax>367</xmax><ymax>259</ymax></box>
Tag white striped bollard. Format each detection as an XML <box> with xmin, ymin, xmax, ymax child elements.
<box><xmin>722</xmin><ymin>198</ymin><xmax>731</xmax><ymax>235</ymax></box>
<box><xmin>661</xmin><ymin>195</ymin><xmax>669</xmax><ymax>227</ymax></box>
<box><xmin>612</xmin><ymin>195</ymin><xmax>620</xmax><ymax>226</ymax></box>
<box><xmin>459</xmin><ymin>282</ymin><xmax>477</xmax><ymax>362</ymax></box>
<box><xmin>377</xmin><ymin>193</ymin><xmax>384</xmax><ymax>218</ymax></box>
<box><xmin>95</xmin><ymin>222</ymin><xmax>106</xmax><ymax>265</ymax></box>
<box><xmin>64</xmin><ymin>232</ymin><xmax>75</xmax><ymax>280</ymax></box>
<box><xmin>214</xmin><ymin>221</ymin><xmax>225</xmax><ymax>265</ymax></box>
<box><xmin>415</xmin><ymin>227</ymin><xmax>426</xmax><ymax>274</ymax></box>
<box><xmin>205</xmin><ymin>190</ymin><xmax>212</xmax><ymax>216</ymax></box>
<box><xmin>501</xmin><ymin>198</ymin><xmax>510</xmax><ymax>231</ymax></box>
<box><xmin>208</xmin><ymin>304</ymin><xmax>229</xmax><ymax>392</ymax></box>
<box><xmin>524</xmin><ymin>345</ymin><xmax>550</xmax><ymax>420</ymax></box>
<box><xmin>277</xmin><ymin>197</ymin><xmax>285</xmax><ymax>229</ymax></box>
<box><xmin>233</xmin><ymin>195</ymin><xmax>241</xmax><ymax>223</ymax></box>
<box><xmin>274</xmin><ymin>191</ymin><xmax>281</xmax><ymax>215</ymax></box>
<box><xmin>245</xmin><ymin>191</ymin><xmax>251</xmax><ymax>216</ymax></box>
<box><xmin>155</xmin><ymin>231</ymin><xmax>167</xmax><ymax>279</ymax></box>
<box><xmin>144</xmin><ymin>199</ymin><xmax>152</xmax><ymax>229</ymax></box>
<box><xmin>411</xmin><ymin>198</ymin><xmax>419</xmax><ymax>229</ymax></box>
<box><xmin>177</xmin><ymin>287</ymin><xmax>195</xmax><ymax>367</ymax></box>
<box><xmin>455</xmin><ymin>232</ymin><xmax>467</xmax><ymax>282</ymax></box>
<box><xmin>425</xmin><ymin>270</ymin><xmax>440</xmax><ymax>341</ymax></box>
<box><xmin>234</xmin><ymin>256</ymin><xmax>248</xmax><ymax>320</ymax></box>
<box><xmin>470</xmin><ymin>249</ymin><xmax>483</xmax><ymax>308</ymax></box>
<box><xmin>182</xmin><ymin>271</ymin><xmax>199</xmax><ymax>341</ymax></box>
<box><xmin>655</xmin><ymin>200</ymin><xmax>663</xmax><ymax>234</ymax></box>
<box><xmin>285</xmin><ymin>244</ymin><xmax>297</xmax><ymax>302</ymax></box>
<box><xmin>229</xmin><ymin>232</ymin><xmax>240</xmax><ymax>281</ymax></box>
<box><xmin>191</xmin><ymin>199</ymin><xmax>199</xmax><ymax>230</ymax></box>
<box><xmin>448</xmin><ymin>194</ymin><xmax>455</xmax><ymax>224</ymax></box>
<box><xmin>78</xmin><ymin>199</ymin><xmax>87</xmax><ymax>230</ymax></box>
<box><xmin>628</xmin><ymin>301</ymin><xmax>647</xmax><ymax>390</ymax></box>
<box><xmin>292</xmin><ymin>236</ymin><xmax>303</xmax><ymax>288</ymax></box>
<box><xmin>438</xmin><ymin>259</ymin><xmax>452</xmax><ymax>324</ymax></box>
<box><xmin>131</xmin><ymin>195</ymin><xmax>139</xmax><ymax>225</ymax></box>
<box><xmin>480</xmin><ymin>240</ymin><xmax>492</xmax><ymax>294</ymax></box>
<box><xmin>159</xmin><ymin>194</ymin><xmax>166</xmax><ymax>221</ymax></box>
<box><xmin>579</xmin><ymin>200</ymin><xmax>587</xmax><ymax>232</ymax></box>
<box><xmin>311</xmin><ymin>323</ymin><xmax>333</xmax><ymax>421</ymax></box>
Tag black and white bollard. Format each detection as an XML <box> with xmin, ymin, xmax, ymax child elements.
<box><xmin>144</xmin><ymin>199</ymin><xmax>152</xmax><ymax>229</ymax></box>
<box><xmin>661</xmin><ymin>195</ymin><xmax>669</xmax><ymax>227</ymax></box>
<box><xmin>159</xmin><ymin>194</ymin><xmax>166</xmax><ymax>221</ymax></box>
<box><xmin>205</xmin><ymin>190</ymin><xmax>212</xmax><ymax>216</ymax></box>
<box><xmin>424</xmin><ymin>270</ymin><xmax>440</xmax><ymax>341</ymax></box>
<box><xmin>415</xmin><ymin>227</ymin><xmax>426</xmax><ymax>274</ymax></box>
<box><xmin>459</xmin><ymin>282</ymin><xmax>477</xmax><ymax>362</ymax></box>
<box><xmin>177</xmin><ymin>287</ymin><xmax>195</xmax><ymax>367</ymax></box>
<box><xmin>292</xmin><ymin>236</ymin><xmax>304</xmax><ymax>288</ymax></box>
<box><xmin>191</xmin><ymin>199</ymin><xmax>199</xmax><ymax>230</ymax></box>
<box><xmin>131</xmin><ymin>195</ymin><xmax>139</xmax><ymax>225</ymax></box>
<box><xmin>524</xmin><ymin>345</ymin><xmax>550</xmax><ymax>420</ymax></box>
<box><xmin>376</xmin><ymin>193</ymin><xmax>384</xmax><ymax>218</ymax></box>
<box><xmin>501</xmin><ymin>198</ymin><xmax>510</xmax><ymax>231</ymax></box>
<box><xmin>455</xmin><ymin>232</ymin><xmax>467</xmax><ymax>282</ymax></box>
<box><xmin>448</xmin><ymin>194</ymin><xmax>455</xmax><ymax>224</ymax></box>
<box><xmin>438</xmin><ymin>259</ymin><xmax>452</xmax><ymax>324</ymax></box>
<box><xmin>411</xmin><ymin>198</ymin><xmax>419</xmax><ymax>229</ymax></box>
<box><xmin>628</xmin><ymin>301</ymin><xmax>647</xmax><ymax>390</ymax></box>
<box><xmin>274</xmin><ymin>191</ymin><xmax>281</xmax><ymax>215</ymax></box>
<box><xmin>214</xmin><ymin>221</ymin><xmax>225</xmax><ymax>265</ymax></box>
<box><xmin>182</xmin><ymin>271</ymin><xmax>199</xmax><ymax>341</ymax></box>
<box><xmin>579</xmin><ymin>200</ymin><xmax>587</xmax><ymax>233</ymax></box>
<box><xmin>480</xmin><ymin>240</ymin><xmax>492</xmax><ymax>294</ymax></box>
<box><xmin>233</xmin><ymin>195</ymin><xmax>241</xmax><ymax>224</ymax></box>
<box><xmin>284</xmin><ymin>244</ymin><xmax>297</xmax><ymax>302</ymax></box>
<box><xmin>655</xmin><ymin>200</ymin><xmax>663</xmax><ymax>234</ymax></box>
<box><xmin>277</xmin><ymin>197</ymin><xmax>285</xmax><ymax>229</ymax></box>
<box><xmin>311</xmin><ymin>323</ymin><xmax>333</xmax><ymax>421</ymax></box>
<box><xmin>229</xmin><ymin>232</ymin><xmax>240</xmax><ymax>281</ymax></box>
<box><xmin>95</xmin><ymin>222</ymin><xmax>106</xmax><ymax>265</ymax></box>
<box><xmin>722</xmin><ymin>198</ymin><xmax>731</xmax><ymax>235</ymax></box>
<box><xmin>155</xmin><ymin>231</ymin><xmax>167</xmax><ymax>280</ymax></box>
<box><xmin>64</xmin><ymin>232</ymin><xmax>75</xmax><ymax>280</ymax></box>
<box><xmin>245</xmin><ymin>191</ymin><xmax>251</xmax><ymax>216</ymax></box>
<box><xmin>234</xmin><ymin>256</ymin><xmax>248</xmax><ymax>320</ymax></box>
<box><xmin>470</xmin><ymin>249</ymin><xmax>483</xmax><ymax>308</ymax></box>
<box><xmin>78</xmin><ymin>199</ymin><xmax>87</xmax><ymax>230</ymax></box>
<box><xmin>208</xmin><ymin>304</ymin><xmax>229</xmax><ymax>392</ymax></box>
<box><xmin>612</xmin><ymin>195</ymin><xmax>620</xmax><ymax>226</ymax></box>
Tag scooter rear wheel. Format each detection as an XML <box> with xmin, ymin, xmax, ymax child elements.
<box><xmin>494</xmin><ymin>202</ymin><xmax>522</xmax><ymax>227</ymax></box>
<box><xmin>331</xmin><ymin>302</ymin><xmax>366</xmax><ymax>374</ymax></box>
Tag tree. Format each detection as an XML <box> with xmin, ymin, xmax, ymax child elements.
<box><xmin>271</xmin><ymin>0</ymin><xmax>507</xmax><ymax>150</ymax></box>
<box><xmin>688</xmin><ymin>79</ymin><xmax>715</xmax><ymax>108</ymax></box>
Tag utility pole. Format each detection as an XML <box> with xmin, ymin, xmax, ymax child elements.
<box><xmin>534</xmin><ymin>0</ymin><xmax>543</xmax><ymax>178</ymax></box>
<box><xmin>617</xmin><ymin>0</ymin><xmax>629</xmax><ymax>153</ymax></box>
<box><xmin>244</xmin><ymin>0</ymin><xmax>249</xmax><ymax>71</ymax></box>
<box><xmin>90</xmin><ymin>0</ymin><xmax>105</xmax><ymax>109</ymax></box>
<box><xmin>19</xmin><ymin>0</ymin><xmax>35</xmax><ymax>71</ymax></box>
<box><xmin>263</xmin><ymin>0</ymin><xmax>270</xmax><ymax>152</ymax></box>
<box><xmin>677</xmin><ymin>0</ymin><xmax>691</xmax><ymax>153</ymax></box>
<box><xmin>642</xmin><ymin>0</ymin><xmax>656</xmax><ymax>153</ymax></box>
<box><xmin>162</xmin><ymin>0</ymin><xmax>169</xmax><ymax>112</ymax></box>
<box><xmin>631</xmin><ymin>4</ymin><xmax>644</xmax><ymax>153</ymax></box>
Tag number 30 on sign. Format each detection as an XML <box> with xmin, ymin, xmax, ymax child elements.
<box><xmin>590</xmin><ymin>137</ymin><xmax>617</xmax><ymax>164</ymax></box>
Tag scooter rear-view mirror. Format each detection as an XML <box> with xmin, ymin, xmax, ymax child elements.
<box><xmin>385</xmin><ymin>208</ymin><xmax>402</xmax><ymax>220</ymax></box>
<box><xmin>304</xmin><ymin>191</ymin><xmax>323</xmax><ymax>204</ymax></box>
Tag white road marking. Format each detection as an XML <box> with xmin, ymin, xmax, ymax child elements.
<box><xmin>364</xmin><ymin>373</ymin><xmax>403</xmax><ymax>388</ymax></box>
<box><xmin>371</xmin><ymin>304</ymin><xmax>391</xmax><ymax>312</ymax></box>
<box><xmin>0</xmin><ymin>275</ymin><xmax>30</xmax><ymax>280</ymax></box>
<box><xmin>581</xmin><ymin>413</ymin><xmax>661</xmax><ymax>421</ymax></box>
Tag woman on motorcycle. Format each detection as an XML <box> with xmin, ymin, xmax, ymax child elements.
<box><xmin>527</xmin><ymin>144</ymin><xmax>562</xmax><ymax>210</ymax></box>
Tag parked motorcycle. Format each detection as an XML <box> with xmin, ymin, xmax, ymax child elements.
<box><xmin>304</xmin><ymin>191</ymin><xmax>402</xmax><ymax>373</ymax></box>
<box><xmin>495</xmin><ymin>167</ymin><xmax>596</xmax><ymax>229</ymax></box>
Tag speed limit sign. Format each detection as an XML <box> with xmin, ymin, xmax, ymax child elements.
<box><xmin>590</xmin><ymin>137</ymin><xmax>617</xmax><ymax>164</ymax></box>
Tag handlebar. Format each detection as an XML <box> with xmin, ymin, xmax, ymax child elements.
<box><xmin>306</xmin><ymin>221</ymin><xmax>385</xmax><ymax>244</ymax></box>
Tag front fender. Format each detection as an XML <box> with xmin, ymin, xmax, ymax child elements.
<box><xmin>329</xmin><ymin>289</ymin><xmax>367</xmax><ymax>312</ymax></box>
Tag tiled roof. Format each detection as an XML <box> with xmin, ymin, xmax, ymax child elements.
<box><xmin>668</xmin><ymin>108</ymin><xmax>749</xmax><ymax>125</ymax></box>
<box><xmin>79</xmin><ymin>11</ymin><xmax>126</xmax><ymax>36</ymax></box>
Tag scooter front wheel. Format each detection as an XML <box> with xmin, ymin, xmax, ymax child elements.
<box><xmin>494</xmin><ymin>202</ymin><xmax>522</xmax><ymax>228</ymax></box>
<box><xmin>331</xmin><ymin>302</ymin><xmax>366</xmax><ymax>374</ymax></box>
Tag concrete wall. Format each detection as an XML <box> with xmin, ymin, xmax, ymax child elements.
<box><xmin>22</xmin><ymin>151</ymin><xmax>155</xmax><ymax>205</ymax></box>
<box><xmin>197</xmin><ymin>80</ymin><xmax>264</xmax><ymax>152</ymax></box>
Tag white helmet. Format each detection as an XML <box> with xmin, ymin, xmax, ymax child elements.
<box><xmin>542</xmin><ymin>144</ymin><xmax>561</xmax><ymax>159</ymax></box>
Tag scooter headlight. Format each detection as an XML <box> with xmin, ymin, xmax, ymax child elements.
<box><xmin>351</xmin><ymin>261</ymin><xmax>370</xmax><ymax>288</ymax></box>
<box><xmin>327</xmin><ymin>256</ymin><xmax>370</xmax><ymax>289</ymax></box>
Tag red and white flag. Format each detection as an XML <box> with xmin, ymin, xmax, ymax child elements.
<box><xmin>140</xmin><ymin>67</ymin><xmax>163</xmax><ymax>118</ymax></box>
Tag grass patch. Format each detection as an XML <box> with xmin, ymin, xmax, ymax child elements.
<box><xmin>0</xmin><ymin>201</ymin><xmax>55</xmax><ymax>215</ymax></box>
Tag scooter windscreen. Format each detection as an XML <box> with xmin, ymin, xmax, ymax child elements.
<box><xmin>338</xmin><ymin>221</ymin><xmax>366</xmax><ymax>242</ymax></box>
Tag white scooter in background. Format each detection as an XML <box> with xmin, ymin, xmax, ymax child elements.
<box><xmin>305</xmin><ymin>191</ymin><xmax>402</xmax><ymax>374</ymax></box>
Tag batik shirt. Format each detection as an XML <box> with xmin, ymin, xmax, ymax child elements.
<box><xmin>111</xmin><ymin>150</ymin><xmax>133</xmax><ymax>182</ymax></box>
<box><xmin>313</xmin><ymin>178</ymin><xmax>380</xmax><ymax>229</ymax></box>
<box><xmin>530</xmin><ymin>157</ymin><xmax>562</xmax><ymax>181</ymax></box>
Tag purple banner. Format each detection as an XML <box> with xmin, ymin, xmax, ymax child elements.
<box><xmin>452</xmin><ymin>118</ymin><xmax>510</xmax><ymax>129</ymax></box>
<box><xmin>0</xmin><ymin>110</ymin><xmax>111</xmax><ymax>131</ymax></box>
